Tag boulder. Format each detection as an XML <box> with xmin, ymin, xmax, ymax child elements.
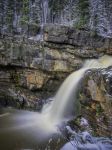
<box><xmin>79</xmin><ymin>67</ymin><xmax>112</xmax><ymax>136</ymax></box>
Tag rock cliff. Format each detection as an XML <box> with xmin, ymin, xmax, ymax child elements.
<box><xmin>79</xmin><ymin>67</ymin><xmax>112</xmax><ymax>136</ymax></box>
<box><xmin>0</xmin><ymin>0</ymin><xmax>112</xmax><ymax>136</ymax></box>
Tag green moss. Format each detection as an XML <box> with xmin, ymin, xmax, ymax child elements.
<box><xmin>78</xmin><ymin>0</ymin><xmax>89</xmax><ymax>11</ymax></box>
<box><xmin>96</xmin><ymin>104</ymin><xmax>103</xmax><ymax>115</ymax></box>
<box><xmin>74</xmin><ymin>0</ymin><xmax>90</xmax><ymax>29</ymax></box>
<box><xmin>11</xmin><ymin>72</ymin><xmax>20</xmax><ymax>85</ymax></box>
<box><xmin>20</xmin><ymin>0</ymin><xmax>29</xmax><ymax>25</ymax></box>
<box><xmin>20</xmin><ymin>16</ymin><xmax>29</xmax><ymax>25</ymax></box>
<box><xmin>22</xmin><ymin>0</ymin><xmax>29</xmax><ymax>14</ymax></box>
<box><xmin>74</xmin><ymin>16</ymin><xmax>87</xmax><ymax>29</ymax></box>
<box><xmin>92</xmin><ymin>130</ymin><xmax>98</xmax><ymax>136</ymax></box>
<box><xmin>49</xmin><ymin>0</ymin><xmax>68</xmax><ymax>13</ymax></box>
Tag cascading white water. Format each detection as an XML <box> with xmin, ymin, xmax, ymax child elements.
<box><xmin>1</xmin><ymin>55</ymin><xmax>112</xmax><ymax>135</ymax></box>
<box><xmin>0</xmin><ymin>54</ymin><xmax>112</xmax><ymax>150</ymax></box>
<box><xmin>41</xmin><ymin>55</ymin><xmax>112</xmax><ymax>130</ymax></box>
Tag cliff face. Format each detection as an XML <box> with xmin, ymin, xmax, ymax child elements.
<box><xmin>44</xmin><ymin>24</ymin><xmax>112</xmax><ymax>56</ymax></box>
<box><xmin>79</xmin><ymin>67</ymin><xmax>112</xmax><ymax>136</ymax></box>
<box><xmin>0</xmin><ymin>0</ymin><xmax>112</xmax><ymax>136</ymax></box>
<box><xmin>0</xmin><ymin>31</ymin><xmax>83</xmax><ymax>104</ymax></box>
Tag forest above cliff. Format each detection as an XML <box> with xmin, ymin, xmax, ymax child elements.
<box><xmin>0</xmin><ymin>0</ymin><xmax>112</xmax><ymax>38</ymax></box>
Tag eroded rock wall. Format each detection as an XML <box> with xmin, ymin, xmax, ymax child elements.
<box><xmin>78</xmin><ymin>67</ymin><xmax>112</xmax><ymax>136</ymax></box>
<box><xmin>0</xmin><ymin>33</ymin><xmax>84</xmax><ymax>108</ymax></box>
<box><xmin>44</xmin><ymin>24</ymin><xmax>112</xmax><ymax>56</ymax></box>
<box><xmin>0</xmin><ymin>0</ymin><xmax>112</xmax><ymax>137</ymax></box>
<box><xmin>0</xmin><ymin>23</ymin><xmax>112</xmax><ymax>136</ymax></box>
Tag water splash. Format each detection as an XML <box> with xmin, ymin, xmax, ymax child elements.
<box><xmin>44</xmin><ymin>55</ymin><xmax>112</xmax><ymax>127</ymax></box>
<box><xmin>1</xmin><ymin>55</ymin><xmax>112</xmax><ymax>135</ymax></box>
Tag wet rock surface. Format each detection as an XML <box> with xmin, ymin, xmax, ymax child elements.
<box><xmin>0</xmin><ymin>1</ymin><xmax>112</xmax><ymax>149</ymax></box>
<box><xmin>78</xmin><ymin>67</ymin><xmax>112</xmax><ymax>137</ymax></box>
<box><xmin>0</xmin><ymin>33</ymin><xmax>83</xmax><ymax>109</ymax></box>
<box><xmin>44</xmin><ymin>24</ymin><xmax>112</xmax><ymax>56</ymax></box>
<box><xmin>0</xmin><ymin>68</ymin><xmax>68</xmax><ymax>110</ymax></box>
<box><xmin>0</xmin><ymin>25</ymin><xmax>112</xmax><ymax>137</ymax></box>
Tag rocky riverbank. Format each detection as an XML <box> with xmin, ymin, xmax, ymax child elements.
<box><xmin>0</xmin><ymin>24</ymin><xmax>112</xmax><ymax>136</ymax></box>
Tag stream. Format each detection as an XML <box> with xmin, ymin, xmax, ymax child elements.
<box><xmin>0</xmin><ymin>55</ymin><xmax>112</xmax><ymax>150</ymax></box>
<box><xmin>0</xmin><ymin>108</ymin><xmax>112</xmax><ymax>150</ymax></box>
<box><xmin>0</xmin><ymin>108</ymin><xmax>65</xmax><ymax>150</ymax></box>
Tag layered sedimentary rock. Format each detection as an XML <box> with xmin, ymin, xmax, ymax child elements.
<box><xmin>79</xmin><ymin>67</ymin><xmax>112</xmax><ymax>136</ymax></box>
<box><xmin>0</xmin><ymin>0</ymin><xmax>112</xmax><ymax>137</ymax></box>
<box><xmin>44</xmin><ymin>24</ymin><xmax>112</xmax><ymax>56</ymax></box>
<box><xmin>0</xmin><ymin>24</ymin><xmax>112</xmax><ymax>136</ymax></box>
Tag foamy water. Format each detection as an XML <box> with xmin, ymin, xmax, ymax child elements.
<box><xmin>42</xmin><ymin>55</ymin><xmax>112</xmax><ymax>130</ymax></box>
<box><xmin>1</xmin><ymin>55</ymin><xmax>112</xmax><ymax>135</ymax></box>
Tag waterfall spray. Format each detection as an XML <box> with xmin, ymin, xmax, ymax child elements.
<box><xmin>1</xmin><ymin>55</ymin><xmax>112</xmax><ymax>135</ymax></box>
<box><xmin>41</xmin><ymin>55</ymin><xmax>112</xmax><ymax>130</ymax></box>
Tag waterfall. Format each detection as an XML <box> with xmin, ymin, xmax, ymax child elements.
<box><xmin>49</xmin><ymin>68</ymin><xmax>86</xmax><ymax>122</ymax></box>
<box><xmin>2</xmin><ymin>55</ymin><xmax>112</xmax><ymax>135</ymax></box>
<box><xmin>8</xmin><ymin>55</ymin><xmax>111</xmax><ymax>134</ymax></box>
<box><xmin>41</xmin><ymin>55</ymin><xmax>112</xmax><ymax>130</ymax></box>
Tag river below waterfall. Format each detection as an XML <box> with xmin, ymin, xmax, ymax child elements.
<box><xmin>1</xmin><ymin>55</ymin><xmax>112</xmax><ymax>150</ymax></box>
<box><xmin>0</xmin><ymin>108</ymin><xmax>65</xmax><ymax>150</ymax></box>
<box><xmin>0</xmin><ymin>108</ymin><xmax>112</xmax><ymax>150</ymax></box>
